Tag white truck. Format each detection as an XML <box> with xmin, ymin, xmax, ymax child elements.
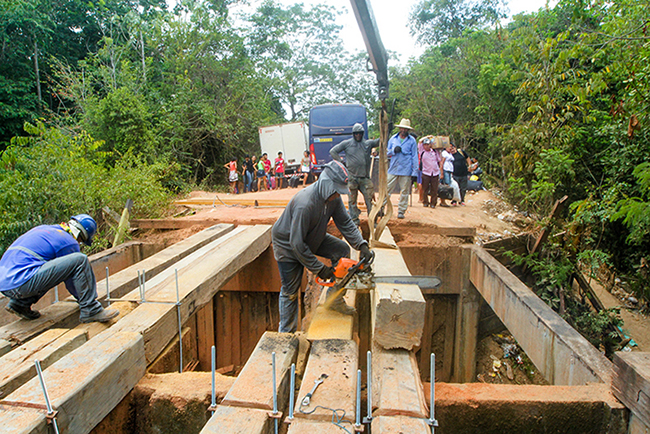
<box><xmin>258</xmin><ymin>122</ymin><xmax>308</xmax><ymax>174</ymax></box>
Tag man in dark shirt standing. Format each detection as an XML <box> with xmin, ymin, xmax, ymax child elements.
<box><xmin>329</xmin><ymin>123</ymin><xmax>379</xmax><ymax>225</ymax></box>
<box><xmin>451</xmin><ymin>144</ymin><xmax>471</xmax><ymax>205</ymax></box>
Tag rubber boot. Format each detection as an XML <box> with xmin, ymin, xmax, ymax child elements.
<box><xmin>326</xmin><ymin>288</ymin><xmax>356</xmax><ymax>315</ymax></box>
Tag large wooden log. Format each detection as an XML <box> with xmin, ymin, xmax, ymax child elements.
<box><xmin>0</xmin><ymin>329</ymin><xmax>87</xmax><ymax>399</ymax></box>
<box><xmin>0</xmin><ymin>224</ymin><xmax>234</xmax><ymax>348</ymax></box>
<box><xmin>0</xmin><ymin>330</ymin><xmax>146</xmax><ymax>434</ymax></box>
<box><xmin>612</xmin><ymin>352</ymin><xmax>650</xmax><ymax>428</ymax></box>
<box><xmin>371</xmin><ymin>228</ymin><xmax>425</xmax><ymax>350</ymax></box>
<box><xmin>293</xmin><ymin>339</ymin><xmax>358</xmax><ymax>422</ymax></box>
<box><xmin>221</xmin><ymin>332</ymin><xmax>299</xmax><ymax>410</ymax></box>
<box><xmin>371</xmin><ymin>415</ymin><xmax>430</xmax><ymax>433</ymax></box>
<box><xmin>111</xmin><ymin>225</ymin><xmax>272</xmax><ymax>364</ymax></box>
<box><xmin>200</xmin><ymin>406</ymin><xmax>273</xmax><ymax>434</ymax></box>
<box><xmin>371</xmin><ymin>341</ymin><xmax>428</xmax><ymax>419</ymax></box>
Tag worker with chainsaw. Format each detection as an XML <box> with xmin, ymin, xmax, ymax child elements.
<box><xmin>384</xmin><ymin>118</ymin><xmax>419</xmax><ymax>219</ymax></box>
<box><xmin>272</xmin><ymin>160</ymin><xmax>373</xmax><ymax>333</ymax></box>
<box><xmin>329</xmin><ymin>123</ymin><xmax>379</xmax><ymax>226</ymax></box>
<box><xmin>0</xmin><ymin>215</ymin><xmax>119</xmax><ymax>323</ymax></box>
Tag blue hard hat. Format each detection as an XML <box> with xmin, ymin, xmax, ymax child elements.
<box><xmin>71</xmin><ymin>214</ymin><xmax>97</xmax><ymax>246</ymax></box>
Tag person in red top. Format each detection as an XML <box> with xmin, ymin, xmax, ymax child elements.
<box><xmin>275</xmin><ymin>152</ymin><xmax>286</xmax><ymax>189</ymax></box>
<box><xmin>223</xmin><ymin>157</ymin><xmax>238</xmax><ymax>194</ymax></box>
<box><xmin>262</xmin><ymin>153</ymin><xmax>273</xmax><ymax>189</ymax></box>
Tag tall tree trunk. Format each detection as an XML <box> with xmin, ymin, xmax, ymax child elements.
<box><xmin>33</xmin><ymin>39</ymin><xmax>42</xmax><ymax>102</ymax></box>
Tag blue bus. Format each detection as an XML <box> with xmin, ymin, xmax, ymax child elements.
<box><xmin>309</xmin><ymin>103</ymin><xmax>368</xmax><ymax>173</ymax></box>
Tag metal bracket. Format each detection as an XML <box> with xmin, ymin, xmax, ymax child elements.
<box><xmin>354</xmin><ymin>423</ymin><xmax>365</xmax><ymax>432</ymax></box>
<box><xmin>427</xmin><ymin>418</ymin><xmax>439</xmax><ymax>427</ymax></box>
<box><xmin>207</xmin><ymin>404</ymin><xmax>217</xmax><ymax>412</ymax></box>
<box><xmin>267</xmin><ymin>411</ymin><xmax>283</xmax><ymax>419</ymax></box>
<box><xmin>46</xmin><ymin>410</ymin><xmax>59</xmax><ymax>424</ymax></box>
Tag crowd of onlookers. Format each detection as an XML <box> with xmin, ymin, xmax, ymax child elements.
<box><xmin>224</xmin><ymin>150</ymin><xmax>317</xmax><ymax>194</ymax></box>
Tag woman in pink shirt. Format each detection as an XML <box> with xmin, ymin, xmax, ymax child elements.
<box><xmin>420</xmin><ymin>139</ymin><xmax>442</xmax><ymax>208</ymax></box>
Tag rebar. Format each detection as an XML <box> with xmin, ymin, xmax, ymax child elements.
<box><xmin>211</xmin><ymin>345</ymin><xmax>216</xmax><ymax>414</ymax></box>
<box><xmin>105</xmin><ymin>267</ymin><xmax>110</xmax><ymax>307</ymax></box>
<box><xmin>272</xmin><ymin>352</ymin><xmax>278</xmax><ymax>434</ymax></box>
<box><xmin>54</xmin><ymin>287</ymin><xmax>59</xmax><ymax>304</ymax></box>
<box><xmin>355</xmin><ymin>369</ymin><xmax>362</xmax><ymax>428</ymax></box>
<box><xmin>366</xmin><ymin>350</ymin><xmax>372</xmax><ymax>423</ymax></box>
<box><xmin>141</xmin><ymin>269</ymin><xmax>147</xmax><ymax>302</ymax></box>
<box><xmin>428</xmin><ymin>353</ymin><xmax>438</xmax><ymax>432</ymax></box>
<box><xmin>175</xmin><ymin>269</ymin><xmax>183</xmax><ymax>373</ymax></box>
<box><xmin>288</xmin><ymin>363</ymin><xmax>296</xmax><ymax>420</ymax></box>
<box><xmin>35</xmin><ymin>360</ymin><xmax>60</xmax><ymax>434</ymax></box>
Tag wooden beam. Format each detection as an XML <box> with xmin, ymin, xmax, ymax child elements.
<box><xmin>0</xmin><ymin>224</ymin><xmax>234</xmax><ymax>347</ymax></box>
<box><xmin>287</xmin><ymin>419</ymin><xmax>359</xmax><ymax>433</ymax></box>
<box><xmin>0</xmin><ymin>330</ymin><xmax>146</xmax><ymax>434</ymax></box>
<box><xmin>221</xmin><ymin>332</ymin><xmax>299</xmax><ymax>411</ymax></box>
<box><xmin>196</xmin><ymin>299</ymin><xmax>215</xmax><ymax>371</ymax></box>
<box><xmin>0</xmin><ymin>329</ymin><xmax>87</xmax><ymax>399</ymax></box>
<box><xmin>612</xmin><ymin>352</ymin><xmax>650</xmax><ymax>428</ymax></box>
<box><xmin>200</xmin><ymin>406</ymin><xmax>272</xmax><ymax>434</ymax></box>
<box><xmin>371</xmin><ymin>415</ymin><xmax>430</xmax><ymax>433</ymax></box>
<box><xmin>452</xmin><ymin>247</ymin><xmax>480</xmax><ymax>383</ymax></box>
<box><xmin>371</xmin><ymin>228</ymin><xmax>425</xmax><ymax>351</ymax></box>
<box><xmin>293</xmin><ymin>339</ymin><xmax>358</xmax><ymax>422</ymax></box>
<box><xmin>468</xmin><ymin>244</ymin><xmax>614</xmax><ymax>385</ymax></box>
<box><xmin>111</xmin><ymin>225</ymin><xmax>272</xmax><ymax>364</ymax></box>
<box><xmin>531</xmin><ymin>195</ymin><xmax>568</xmax><ymax>255</ymax></box>
<box><xmin>371</xmin><ymin>341</ymin><xmax>428</xmax><ymax>419</ymax></box>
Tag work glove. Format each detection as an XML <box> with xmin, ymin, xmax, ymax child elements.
<box><xmin>394</xmin><ymin>146</ymin><xmax>402</xmax><ymax>154</ymax></box>
<box><xmin>359</xmin><ymin>243</ymin><xmax>373</xmax><ymax>264</ymax></box>
<box><xmin>317</xmin><ymin>265</ymin><xmax>335</xmax><ymax>282</ymax></box>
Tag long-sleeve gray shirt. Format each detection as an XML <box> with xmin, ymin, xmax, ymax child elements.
<box><xmin>271</xmin><ymin>164</ymin><xmax>366</xmax><ymax>273</ymax></box>
<box><xmin>330</xmin><ymin>137</ymin><xmax>380</xmax><ymax>178</ymax></box>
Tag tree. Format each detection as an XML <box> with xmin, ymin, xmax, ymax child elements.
<box><xmin>410</xmin><ymin>0</ymin><xmax>507</xmax><ymax>45</ymax></box>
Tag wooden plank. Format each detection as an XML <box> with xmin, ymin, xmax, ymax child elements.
<box><xmin>216</xmin><ymin>293</ymin><xmax>230</xmax><ymax>368</ymax></box>
<box><xmin>196</xmin><ymin>299</ymin><xmax>215</xmax><ymax>371</ymax></box>
<box><xmin>531</xmin><ymin>195</ymin><xmax>568</xmax><ymax>254</ymax></box>
<box><xmin>0</xmin><ymin>339</ymin><xmax>10</xmax><ymax>357</ymax></box>
<box><xmin>293</xmin><ymin>339</ymin><xmax>357</xmax><ymax>422</ymax></box>
<box><xmin>0</xmin><ymin>224</ymin><xmax>234</xmax><ymax>347</ymax></box>
<box><xmin>372</xmin><ymin>283</ymin><xmax>425</xmax><ymax>351</ymax></box>
<box><xmin>371</xmin><ymin>415</ymin><xmax>430</xmax><ymax>433</ymax></box>
<box><xmin>371</xmin><ymin>341</ymin><xmax>428</xmax><ymax>419</ymax></box>
<box><xmin>612</xmin><ymin>352</ymin><xmax>650</xmax><ymax>427</ymax></box>
<box><xmin>371</xmin><ymin>228</ymin><xmax>425</xmax><ymax>351</ymax></box>
<box><xmin>287</xmin><ymin>419</ymin><xmax>358</xmax><ymax>433</ymax></box>
<box><xmin>200</xmin><ymin>406</ymin><xmax>272</xmax><ymax>434</ymax></box>
<box><xmin>453</xmin><ymin>247</ymin><xmax>480</xmax><ymax>383</ymax></box>
<box><xmin>0</xmin><ymin>329</ymin><xmax>87</xmax><ymax>399</ymax></box>
<box><xmin>468</xmin><ymin>244</ymin><xmax>614</xmax><ymax>385</ymax></box>
<box><xmin>110</xmin><ymin>225</ymin><xmax>272</xmax><ymax>365</ymax></box>
<box><xmin>0</xmin><ymin>330</ymin><xmax>146</xmax><ymax>434</ymax></box>
<box><xmin>231</xmin><ymin>291</ymin><xmax>242</xmax><ymax>367</ymax></box>
<box><xmin>222</xmin><ymin>332</ymin><xmax>299</xmax><ymax>411</ymax></box>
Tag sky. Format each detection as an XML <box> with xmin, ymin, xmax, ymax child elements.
<box><xmin>274</xmin><ymin>0</ymin><xmax>556</xmax><ymax>65</ymax></box>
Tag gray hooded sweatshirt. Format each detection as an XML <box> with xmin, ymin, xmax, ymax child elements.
<box><xmin>272</xmin><ymin>161</ymin><xmax>367</xmax><ymax>273</ymax></box>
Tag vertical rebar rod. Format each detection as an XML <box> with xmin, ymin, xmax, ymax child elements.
<box><xmin>175</xmin><ymin>269</ymin><xmax>183</xmax><ymax>373</ymax></box>
<box><xmin>288</xmin><ymin>363</ymin><xmax>296</xmax><ymax>420</ymax></box>
<box><xmin>54</xmin><ymin>286</ymin><xmax>59</xmax><ymax>303</ymax></box>
<box><xmin>367</xmin><ymin>350</ymin><xmax>372</xmax><ymax>422</ymax></box>
<box><xmin>272</xmin><ymin>352</ymin><xmax>278</xmax><ymax>434</ymax></box>
<box><xmin>355</xmin><ymin>369</ymin><xmax>362</xmax><ymax>428</ymax></box>
<box><xmin>141</xmin><ymin>269</ymin><xmax>146</xmax><ymax>302</ymax></box>
<box><xmin>429</xmin><ymin>352</ymin><xmax>438</xmax><ymax>432</ymax></box>
<box><xmin>211</xmin><ymin>345</ymin><xmax>216</xmax><ymax>414</ymax></box>
<box><xmin>105</xmin><ymin>267</ymin><xmax>110</xmax><ymax>307</ymax></box>
<box><xmin>35</xmin><ymin>360</ymin><xmax>60</xmax><ymax>434</ymax></box>
<box><xmin>137</xmin><ymin>270</ymin><xmax>143</xmax><ymax>302</ymax></box>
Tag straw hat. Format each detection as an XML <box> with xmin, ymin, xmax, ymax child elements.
<box><xmin>395</xmin><ymin>118</ymin><xmax>413</xmax><ymax>130</ymax></box>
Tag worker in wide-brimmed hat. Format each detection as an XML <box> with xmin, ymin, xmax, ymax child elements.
<box><xmin>384</xmin><ymin>118</ymin><xmax>418</xmax><ymax>219</ymax></box>
<box><xmin>0</xmin><ymin>215</ymin><xmax>119</xmax><ymax>323</ymax></box>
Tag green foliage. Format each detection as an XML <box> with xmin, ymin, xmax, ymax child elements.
<box><xmin>0</xmin><ymin>121</ymin><xmax>173</xmax><ymax>254</ymax></box>
<box><xmin>612</xmin><ymin>162</ymin><xmax>650</xmax><ymax>244</ymax></box>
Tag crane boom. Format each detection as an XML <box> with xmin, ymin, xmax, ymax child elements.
<box><xmin>349</xmin><ymin>0</ymin><xmax>389</xmax><ymax>100</ymax></box>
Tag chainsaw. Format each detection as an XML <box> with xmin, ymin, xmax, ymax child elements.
<box><xmin>315</xmin><ymin>251</ymin><xmax>376</xmax><ymax>294</ymax></box>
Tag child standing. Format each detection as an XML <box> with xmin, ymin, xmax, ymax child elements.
<box><xmin>275</xmin><ymin>152</ymin><xmax>285</xmax><ymax>189</ymax></box>
<box><xmin>224</xmin><ymin>157</ymin><xmax>238</xmax><ymax>194</ymax></box>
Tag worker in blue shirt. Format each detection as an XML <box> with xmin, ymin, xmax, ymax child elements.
<box><xmin>385</xmin><ymin>118</ymin><xmax>419</xmax><ymax>219</ymax></box>
<box><xmin>0</xmin><ymin>214</ymin><xmax>119</xmax><ymax>323</ymax></box>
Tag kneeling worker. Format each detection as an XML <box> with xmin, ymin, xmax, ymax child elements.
<box><xmin>0</xmin><ymin>214</ymin><xmax>119</xmax><ymax>323</ymax></box>
<box><xmin>272</xmin><ymin>161</ymin><xmax>373</xmax><ymax>333</ymax></box>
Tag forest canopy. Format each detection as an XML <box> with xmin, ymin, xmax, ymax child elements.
<box><xmin>0</xmin><ymin>0</ymin><xmax>649</xmax><ymax>302</ymax></box>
